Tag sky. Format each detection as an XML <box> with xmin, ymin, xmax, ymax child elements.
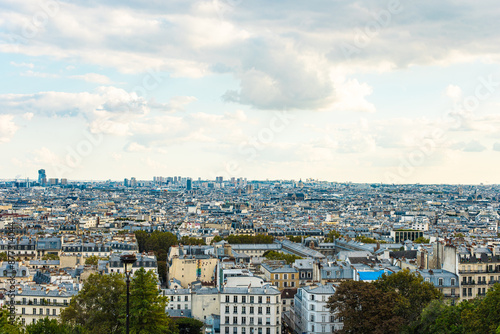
<box><xmin>1</xmin><ymin>0</ymin><xmax>500</xmax><ymax>184</ymax></box>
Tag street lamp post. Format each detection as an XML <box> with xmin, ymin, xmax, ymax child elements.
<box><xmin>121</xmin><ymin>254</ymin><xmax>137</xmax><ymax>334</ymax></box>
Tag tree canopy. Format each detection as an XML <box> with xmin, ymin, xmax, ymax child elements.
<box><xmin>0</xmin><ymin>307</ymin><xmax>23</xmax><ymax>334</ymax></box>
<box><xmin>61</xmin><ymin>270</ymin><xmax>175</xmax><ymax>334</ymax></box>
<box><xmin>328</xmin><ymin>269</ymin><xmax>442</xmax><ymax>333</ymax></box>
<box><xmin>60</xmin><ymin>273</ymin><xmax>125</xmax><ymax>334</ymax></box>
<box><xmin>262</xmin><ymin>250</ymin><xmax>302</xmax><ymax>264</ymax></box>
<box><xmin>327</xmin><ymin>280</ymin><xmax>404</xmax><ymax>334</ymax></box>
<box><xmin>374</xmin><ymin>269</ymin><xmax>442</xmax><ymax>326</ymax></box>
<box><xmin>129</xmin><ymin>268</ymin><xmax>174</xmax><ymax>334</ymax></box>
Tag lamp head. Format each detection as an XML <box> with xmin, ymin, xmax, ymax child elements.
<box><xmin>120</xmin><ymin>254</ymin><xmax>137</xmax><ymax>273</ymax></box>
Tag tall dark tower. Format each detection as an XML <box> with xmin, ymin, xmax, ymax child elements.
<box><xmin>38</xmin><ymin>169</ymin><xmax>46</xmax><ymax>185</ymax></box>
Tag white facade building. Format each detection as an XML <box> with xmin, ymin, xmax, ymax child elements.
<box><xmin>221</xmin><ymin>285</ymin><xmax>281</xmax><ymax>334</ymax></box>
<box><xmin>293</xmin><ymin>284</ymin><xmax>342</xmax><ymax>334</ymax></box>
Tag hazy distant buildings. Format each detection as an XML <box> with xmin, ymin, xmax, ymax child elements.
<box><xmin>38</xmin><ymin>169</ymin><xmax>46</xmax><ymax>185</ymax></box>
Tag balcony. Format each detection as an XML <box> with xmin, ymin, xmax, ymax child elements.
<box><xmin>461</xmin><ymin>280</ymin><xmax>476</xmax><ymax>285</ymax></box>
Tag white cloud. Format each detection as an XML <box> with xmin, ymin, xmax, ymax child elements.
<box><xmin>10</xmin><ymin>61</ymin><xmax>34</xmax><ymax>68</ymax></box>
<box><xmin>0</xmin><ymin>115</ymin><xmax>18</xmax><ymax>143</ymax></box>
<box><xmin>446</xmin><ymin>84</ymin><xmax>462</xmax><ymax>101</ymax></box>
<box><xmin>70</xmin><ymin>73</ymin><xmax>112</xmax><ymax>84</ymax></box>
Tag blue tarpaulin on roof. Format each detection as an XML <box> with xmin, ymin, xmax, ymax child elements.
<box><xmin>358</xmin><ymin>270</ymin><xmax>387</xmax><ymax>281</ymax></box>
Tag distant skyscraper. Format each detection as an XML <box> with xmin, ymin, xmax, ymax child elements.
<box><xmin>186</xmin><ymin>178</ymin><xmax>192</xmax><ymax>191</ymax></box>
<box><xmin>130</xmin><ymin>177</ymin><xmax>137</xmax><ymax>187</ymax></box>
<box><xmin>216</xmin><ymin>176</ymin><xmax>223</xmax><ymax>183</ymax></box>
<box><xmin>38</xmin><ymin>169</ymin><xmax>46</xmax><ymax>185</ymax></box>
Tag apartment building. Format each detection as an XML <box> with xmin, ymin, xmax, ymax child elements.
<box><xmin>220</xmin><ymin>285</ymin><xmax>281</xmax><ymax>334</ymax></box>
<box><xmin>458</xmin><ymin>248</ymin><xmax>500</xmax><ymax>300</ymax></box>
<box><xmin>292</xmin><ymin>284</ymin><xmax>342</xmax><ymax>334</ymax></box>
<box><xmin>12</xmin><ymin>285</ymin><xmax>78</xmax><ymax>325</ymax></box>
<box><xmin>261</xmin><ymin>263</ymin><xmax>299</xmax><ymax>289</ymax></box>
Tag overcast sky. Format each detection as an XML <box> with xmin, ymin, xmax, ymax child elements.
<box><xmin>1</xmin><ymin>0</ymin><xmax>500</xmax><ymax>184</ymax></box>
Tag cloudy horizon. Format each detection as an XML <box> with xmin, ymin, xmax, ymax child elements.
<box><xmin>2</xmin><ymin>0</ymin><xmax>500</xmax><ymax>184</ymax></box>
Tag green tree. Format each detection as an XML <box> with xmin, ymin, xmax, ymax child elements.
<box><xmin>173</xmin><ymin>317</ymin><xmax>204</xmax><ymax>334</ymax></box>
<box><xmin>324</xmin><ymin>230</ymin><xmax>342</xmax><ymax>242</ymax></box>
<box><xmin>355</xmin><ymin>236</ymin><xmax>386</xmax><ymax>244</ymax></box>
<box><xmin>0</xmin><ymin>252</ymin><xmax>8</xmax><ymax>261</ymax></box>
<box><xmin>0</xmin><ymin>307</ymin><xmax>23</xmax><ymax>334</ymax></box>
<box><xmin>263</xmin><ymin>251</ymin><xmax>302</xmax><ymax>264</ymax></box>
<box><xmin>25</xmin><ymin>317</ymin><xmax>83</xmax><ymax>334</ymax></box>
<box><xmin>210</xmin><ymin>236</ymin><xmax>223</xmax><ymax>244</ymax></box>
<box><xmin>179</xmin><ymin>236</ymin><xmax>205</xmax><ymax>246</ymax></box>
<box><xmin>135</xmin><ymin>230</ymin><xmax>149</xmax><ymax>253</ymax></box>
<box><xmin>413</xmin><ymin>236</ymin><xmax>430</xmax><ymax>244</ymax></box>
<box><xmin>374</xmin><ymin>269</ymin><xmax>442</xmax><ymax>329</ymax></box>
<box><xmin>128</xmin><ymin>268</ymin><xmax>174</xmax><ymax>334</ymax></box>
<box><xmin>461</xmin><ymin>283</ymin><xmax>500</xmax><ymax>334</ymax></box>
<box><xmin>327</xmin><ymin>280</ymin><xmax>404</xmax><ymax>334</ymax></box>
<box><xmin>60</xmin><ymin>273</ymin><xmax>125</xmax><ymax>334</ymax></box>
<box><xmin>41</xmin><ymin>253</ymin><xmax>59</xmax><ymax>261</ymax></box>
<box><xmin>84</xmin><ymin>255</ymin><xmax>107</xmax><ymax>266</ymax></box>
<box><xmin>225</xmin><ymin>235</ymin><xmax>274</xmax><ymax>244</ymax></box>
<box><xmin>286</xmin><ymin>235</ymin><xmax>303</xmax><ymax>243</ymax></box>
<box><xmin>405</xmin><ymin>299</ymin><xmax>465</xmax><ymax>334</ymax></box>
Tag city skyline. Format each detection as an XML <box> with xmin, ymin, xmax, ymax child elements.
<box><xmin>2</xmin><ymin>1</ymin><xmax>500</xmax><ymax>183</ymax></box>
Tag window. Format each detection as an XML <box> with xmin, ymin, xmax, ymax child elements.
<box><xmin>451</xmin><ymin>278</ymin><xmax>456</xmax><ymax>286</ymax></box>
<box><xmin>438</xmin><ymin>278</ymin><xmax>443</xmax><ymax>286</ymax></box>
<box><xmin>266</xmin><ymin>307</ymin><xmax>270</xmax><ymax>314</ymax></box>
<box><xmin>34</xmin><ymin>299</ymin><xmax>37</xmax><ymax>305</ymax></box>
<box><xmin>242</xmin><ymin>328</ymin><xmax>246</xmax><ymax>334</ymax></box>
<box><xmin>185</xmin><ymin>296</ymin><xmax>188</xmax><ymax>301</ymax></box>
<box><xmin>258</xmin><ymin>307</ymin><xmax>262</xmax><ymax>314</ymax></box>
<box><xmin>291</xmin><ymin>274</ymin><xmax>295</xmax><ymax>279</ymax></box>
<box><xmin>53</xmin><ymin>309</ymin><xmax>56</xmax><ymax>316</ymax></box>
<box><xmin>310</xmin><ymin>315</ymin><xmax>314</xmax><ymax>322</ymax></box>
<box><xmin>250</xmin><ymin>317</ymin><xmax>254</xmax><ymax>324</ymax></box>
<box><xmin>250</xmin><ymin>296</ymin><xmax>254</xmax><ymax>303</ymax></box>
<box><xmin>310</xmin><ymin>305</ymin><xmax>314</xmax><ymax>311</ymax></box>
<box><xmin>258</xmin><ymin>296</ymin><xmax>262</xmax><ymax>303</ymax></box>
<box><xmin>225</xmin><ymin>316</ymin><xmax>229</xmax><ymax>324</ymax></box>
<box><xmin>234</xmin><ymin>296</ymin><xmax>238</xmax><ymax>303</ymax></box>
<box><xmin>234</xmin><ymin>328</ymin><xmax>238</xmax><ymax>334</ymax></box>
<box><xmin>284</xmin><ymin>274</ymin><xmax>288</xmax><ymax>280</ymax></box>
<box><xmin>258</xmin><ymin>317</ymin><xmax>262</xmax><ymax>325</ymax></box>
<box><xmin>234</xmin><ymin>306</ymin><xmax>238</xmax><ymax>313</ymax></box>
<box><xmin>242</xmin><ymin>317</ymin><xmax>246</xmax><ymax>324</ymax></box>
<box><xmin>250</xmin><ymin>307</ymin><xmax>254</xmax><ymax>314</ymax></box>
<box><xmin>46</xmin><ymin>309</ymin><xmax>50</xmax><ymax>315</ymax></box>
<box><xmin>233</xmin><ymin>317</ymin><xmax>238</xmax><ymax>324</ymax></box>
<box><xmin>21</xmin><ymin>308</ymin><xmax>25</xmax><ymax>315</ymax></box>
<box><xmin>462</xmin><ymin>288</ymin><xmax>467</xmax><ymax>297</ymax></box>
<box><xmin>226</xmin><ymin>296</ymin><xmax>230</xmax><ymax>303</ymax></box>
<box><xmin>310</xmin><ymin>295</ymin><xmax>315</xmax><ymax>301</ymax></box>
<box><xmin>266</xmin><ymin>296</ymin><xmax>271</xmax><ymax>303</ymax></box>
<box><xmin>225</xmin><ymin>306</ymin><xmax>230</xmax><ymax>313</ymax></box>
<box><xmin>266</xmin><ymin>317</ymin><xmax>271</xmax><ymax>325</ymax></box>
<box><xmin>242</xmin><ymin>306</ymin><xmax>246</xmax><ymax>314</ymax></box>
<box><xmin>225</xmin><ymin>327</ymin><xmax>229</xmax><ymax>334</ymax></box>
<box><xmin>274</xmin><ymin>274</ymin><xmax>279</xmax><ymax>280</ymax></box>
<box><xmin>242</xmin><ymin>296</ymin><xmax>246</xmax><ymax>303</ymax></box>
<box><xmin>322</xmin><ymin>315</ymin><xmax>325</xmax><ymax>322</ymax></box>
<box><xmin>267</xmin><ymin>328</ymin><xmax>271</xmax><ymax>334</ymax></box>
